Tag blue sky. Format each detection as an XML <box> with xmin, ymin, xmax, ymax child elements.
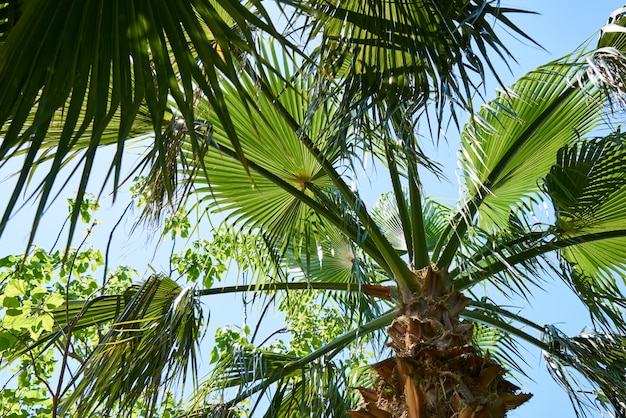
<box><xmin>0</xmin><ymin>1</ymin><xmax>623</xmax><ymax>416</ymax></box>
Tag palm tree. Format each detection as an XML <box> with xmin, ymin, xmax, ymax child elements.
<box><xmin>0</xmin><ymin>0</ymin><xmax>530</xmax><ymax>251</ymax></box>
<box><xmin>1</xmin><ymin>1</ymin><xmax>626</xmax><ymax>417</ymax></box>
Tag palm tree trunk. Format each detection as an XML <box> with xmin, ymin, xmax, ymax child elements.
<box><xmin>349</xmin><ymin>267</ymin><xmax>532</xmax><ymax>418</ymax></box>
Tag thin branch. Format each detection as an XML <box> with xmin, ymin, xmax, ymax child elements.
<box><xmin>25</xmin><ymin>348</ymin><xmax>56</xmax><ymax>403</ymax></box>
<box><xmin>102</xmin><ymin>202</ymin><xmax>133</xmax><ymax>294</ymax></box>
<box><xmin>251</xmin><ymin>296</ymin><xmax>276</xmax><ymax>344</ymax></box>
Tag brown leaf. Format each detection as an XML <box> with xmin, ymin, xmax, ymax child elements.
<box><xmin>500</xmin><ymin>392</ymin><xmax>533</xmax><ymax>410</ymax></box>
<box><xmin>371</xmin><ymin>358</ymin><xmax>396</xmax><ymax>383</ymax></box>
<box><xmin>404</xmin><ymin>377</ymin><xmax>426</xmax><ymax>418</ymax></box>
<box><xmin>477</xmin><ymin>365</ymin><xmax>502</xmax><ymax>389</ymax></box>
<box><xmin>356</xmin><ymin>387</ymin><xmax>380</xmax><ymax>403</ymax></box>
<box><xmin>363</xmin><ymin>284</ymin><xmax>397</xmax><ymax>301</ymax></box>
<box><xmin>458</xmin><ymin>404</ymin><xmax>475</xmax><ymax>418</ymax></box>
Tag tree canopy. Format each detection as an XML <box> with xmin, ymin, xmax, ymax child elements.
<box><xmin>1</xmin><ymin>1</ymin><xmax>626</xmax><ymax>417</ymax></box>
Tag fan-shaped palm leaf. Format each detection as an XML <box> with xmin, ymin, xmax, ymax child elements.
<box><xmin>59</xmin><ymin>275</ymin><xmax>202</xmax><ymax>417</ymax></box>
<box><xmin>372</xmin><ymin>191</ymin><xmax>452</xmax><ymax>253</ymax></box>
<box><xmin>2</xmin><ymin>275</ymin><xmax>202</xmax><ymax>417</ymax></box>
<box><xmin>306</xmin><ymin>0</ymin><xmax>536</xmax><ymax>117</ymax></box>
<box><xmin>185</xmin><ymin>43</ymin><xmax>417</xmax><ymax>289</ymax></box>
<box><xmin>544</xmin><ymin>135</ymin><xmax>626</xmax><ymax>276</ymax></box>
<box><xmin>542</xmin><ymin>326</ymin><xmax>626</xmax><ymax>418</ymax></box>
<box><xmin>190</xmin><ymin>47</ymin><xmax>337</xmax><ymax>247</ymax></box>
<box><xmin>459</xmin><ymin>59</ymin><xmax>604</xmax><ymax>232</ymax></box>
<box><xmin>0</xmin><ymin>0</ymin><xmax>285</xmax><ymax>251</ymax></box>
<box><xmin>436</xmin><ymin>14</ymin><xmax>626</xmax><ymax>267</ymax></box>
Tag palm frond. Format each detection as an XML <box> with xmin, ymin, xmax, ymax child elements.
<box><xmin>589</xmin><ymin>6</ymin><xmax>626</xmax><ymax>107</ymax></box>
<box><xmin>450</xmin><ymin>204</ymin><xmax>554</xmax><ymax>299</ymax></box>
<box><xmin>189</xmin><ymin>44</ymin><xmax>338</xmax><ymax>250</ymax></box>
<box><xmin>257</xmin><ymin>360</ymin><xmax>359</xmax><ymax>418</ymax></box>
<box><xmin>210</xmin><ymin>310</ymin><xmax>395</xmax><ymax>415</ymax></box>
<box><xmin>561</xmin><ymin>266</ymin><xmax>626</xmax><ymax>335</ymax></box>
<box><xmin>304</xmin><ymin>0</ymin><xmax>536</xmax><ymax>121</ymax></box>
<box><xmin>452</xmin><ymin>213</ymin><xmax>626</xmax><ymax>333</ymax></box>
<box><xmin>544</xmin><ymin>134</ymin><xmax>626</xmax><ymax>232</ymax></box>
<box><xmin>0</xmin><ymin>0</ymin><xmax>283</xmax><ymax>250</ymax></box>
<box><xmin>464</xmin><ymin>302</ymin><xmax>626</xmax><ymax>417</ymax></box>
<box><xmin>58</xmin><ymin>275</ymin><xmax>202</xmax><ymax>417</ymax></box>
<box><xmin>544</xmin><ymin>134</ymin><xmax>626</xmax><ymax>277</ymax></box>
<box><xmin>0</xmin><ymin>0</ymin><xmax>22</xmax><ymax>42</ymax></box>
<box><xmin>436</xmin><ymin>7</ymin><xmax>626</xmax><ymax>268</ymax></box>
<box><xmin>184</xmin><ymin>42</ymin><xmax>419</xmax><ymax>290</ymax></box>
<box><xmin>203</xmin><ymin>345</ymin><xmax>299</xmax><ymax>392</ymax></box>
<box><xmin>542</xmin><ymin>326</ymin><xmax>626</xmax><ymax>418</ymax></box>
<box><xmin>372</xmin><ymin>191</ymin><xmax>452</xmax><ymax>253</ymax></box>
<box><xmin>436</xmin><ymin>59</ymin><xmax>605</xmax><ymax>268</ymax></box>
<box><xmin>540</xmin><ymin>134</ymin><xmax>626</xmax><ymax>332</ymax></box>
<box><xmin>465</xmin><ymin>299</ymin><xmax>535</xmax><ymax>379</ymax></box>
<box><xmin>188</xmin><ymin>352</ymin><xmax>359</xmax><ymax>418</ymax></box>
<box><xmin>459</xmin><ymin>58</ymin><xmax>604</xmax><ymax>232</ymax></box>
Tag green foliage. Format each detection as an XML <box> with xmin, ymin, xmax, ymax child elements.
<box><xmin>0</xmin><ymin>352</ymin><xmax>55</xmax><ymax>418</ymax></box>
<box><xmin>67</xmin><ymin>194</ymin><xmax>100</xmax><ymax>224</ymax></box>
<box><xmin>164</xmin><ymin>209</ymin><xmax>192</xmax><ymax>240</ymax></box>
<box><xmin>0</xmin><ymin>247</ymin><xmax>98</xmax><ymax>417</ymax></box>
<box><xmin>2</xmin><ymin>3</ymin><xmax>626</xmax><ymax>418</ymax></box>
<box><xmin>172</xmin><ymin>239</ymin><xmax>228</xmax><ymax>287</ymax></box>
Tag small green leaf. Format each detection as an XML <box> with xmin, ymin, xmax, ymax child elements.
<box><xmin>30</xmin><ymin>286</ymin><xmax>48</xmax><ymax>297</ymax></box>
<box><xmin>202</xmin><ymin>274</ymin><xmax>214</xmax><ymax>289</ymax></box>
<box><xmin>4</xmin><ymin>279</ymin><xmax>28</xmax><ymax>297</ymax></box>
<box><xmin>0</xmin><ymin>332</ymin><xmax>18</xmax><ymax>351</ymax></box>
<box><xmin>0</xmin><ymin>255</ymin><xmax>17</xmax><ymax>268</ymax></box>
<box><xmin>210</xmin><ymin>347</ymin><xmax>219</xmax><ymax>364</ymax></box>
<box><xmin>44</xmin><ymin>293</ymin><xmax>65</xmax><ymax>310</ymax></box>
<box><xmin>2</xmin><ymin>296</ymin><xmax>20</xmax><ymax>308</ymax></box>
<box><xmin>37</xmin><ymin>315</ymin><xmax>55</xmax><ymax>333</ymax></box>
<box><xmin>4</xmin><ymin>308</ymin><xmax>22</xmax><ymax>317</ymax></box>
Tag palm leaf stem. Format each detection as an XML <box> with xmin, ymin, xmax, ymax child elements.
<box><xmin>434</xmin><ymin>86</ymin><xmax>580</xmax><ymax>269</ymax></box>
<box><xmin>384</xmin><ymin>140</ymin><xmax>413</xmax><ymax>263</ymax></box>
<box><xmin>448</xmin><ymin>231</ymin><xmax>551</xmax><ymax>278</ymax></box>
<box><xmin>455</xmin><ymin>229</ymin><xmax>626</xmax><ymax>290</ymax></box>
<box><xmin>249</xmin><ymin>78</ymin><xmax>420</xmax><ymax>293</ymax></box>
<box><xmin>390</xmin><ymin>109</ymin><xmax>430</xmax><ymax>270</ymax></box>
<box><xmin>462</xmin><ymin>309</ymin><xmax>551</xmax><ymax>353</ymax></box>
<box><xmin>195</xmin><ymin>281</ymin><xmax>383</xmax><ymax>296</ymax></box>
<box><xmin>220</xmin><ymin>310</ymin><xmax>398</xmax><ymax>410</ymax></box>
<box><xmin>408</xmin><ymin>156</ymin><xmax>429</xmax><ymax>269</ymax></box>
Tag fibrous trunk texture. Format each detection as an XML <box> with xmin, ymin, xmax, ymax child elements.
<box><xmin>349</xmin><ymin>267</ymin><xmax>532</xmax><ymax>418</ymax></box>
